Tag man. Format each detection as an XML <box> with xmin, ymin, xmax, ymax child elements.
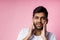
<box><xmin>17</xmin><ymin>6</ymin><xmax>56</xmax><ymax>40</ymax></box>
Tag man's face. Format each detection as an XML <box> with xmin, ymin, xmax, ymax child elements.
<box><xmin>33</xmin><ymin>12</ymin><xmax>48</xmax><ymax>30</ymax></box>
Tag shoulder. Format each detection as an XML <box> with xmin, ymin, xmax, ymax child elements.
<box><xmin>20</xmin><ymin>28</ymin><xmax>29</xmax><ymax>33</ymax></box>
<box><xmin>18</xmin><ymin>28</ymin><xmax>29</xmax><ymax>36</ymax></box>
<box><xmin>17</xmin><ymin>28</ymin><xmax>29</xmax><ymax>40</ymax></box>
<box><xmin>47</xmin><ymin>32</ymin><xmax>56</xmax><ymax>37</ymax></box>
<box><xmin>47</xmin><ymin>32</ymin><xmax>56</xmax><ymax>40</ymax></box>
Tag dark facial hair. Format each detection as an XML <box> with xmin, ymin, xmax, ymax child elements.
<box><xmin>33</xmin><ymin>22</ymin><xmax>43</xmax><ymax>30</ymax></box>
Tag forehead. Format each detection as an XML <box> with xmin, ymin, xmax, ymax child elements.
<box><xmin>34</xmin><ymin>12</ymin><xmax>45</xmax><ymax>17</ymax></box>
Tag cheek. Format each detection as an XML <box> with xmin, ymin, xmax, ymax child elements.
<box><xmin>33</xmin><ymin>19</ymin><xmax>37</xmax><ymax>24</ymax></box>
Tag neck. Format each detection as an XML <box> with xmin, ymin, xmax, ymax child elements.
<box><xmin>34</xmin><ymin>29</ymin><xmax>42</xmax><ymax>36</ymax></box>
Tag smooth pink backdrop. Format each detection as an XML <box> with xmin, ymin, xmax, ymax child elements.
<box><xmin>0</xmin><ymin>0</ymin><xmax>60</xmax><ymax>40</ymax></box>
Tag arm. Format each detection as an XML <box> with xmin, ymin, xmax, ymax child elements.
<box><xmin>17</xmin><ymin>28</ymin><xmax>30</xmax><ymax>40</ymax></box>
<box><xmin>41</xmin><ymin>18</ymin><xmax>48</xmax><ymax>40</ymax></box>
<box><xmin>23</xmin><ymin>22</ymin><xmax>34</xmax><ymax>40</ymax></box>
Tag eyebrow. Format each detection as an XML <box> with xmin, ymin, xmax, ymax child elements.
<box><xmin>35</xmin><ymin>16</ymin><xmax>46</xmax><ymax>18</ymax></box>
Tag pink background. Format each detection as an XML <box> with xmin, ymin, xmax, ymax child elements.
<box><xmin>0</xmin><ymin>0</ymin><xmax>60</xmax><ymax>40</ymax></box>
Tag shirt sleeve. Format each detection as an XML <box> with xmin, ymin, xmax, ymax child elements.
<box><xmin>50</xmin><ymin>34</ymin><xmax>56</xmax><ymax>40</ymax></box>
<box><xmin>17</xmin><ymin>28</ymin><xmax>29</xmax><ymax>40</ymax></box>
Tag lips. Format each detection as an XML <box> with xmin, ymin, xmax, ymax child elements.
<box><xmin>36</xmin><ymin>23</ymin><xmax>42</xmax><ymax>26</ymax></box>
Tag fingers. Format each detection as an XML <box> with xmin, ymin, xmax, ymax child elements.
<box><xmin>29</xmin><ymin>20</ymin><xmax>34</xmax><ymax>34</ymax></box>
<box><xmin>41</xmin><ymin>18</ymin><xmax>47</xmax><ymax>25</ymax></box>
<box><xmin>41</xmin><ymin>17</ymin><xmax>47</xmax><ymax>35</ymax></box>
<box><xmin>41</xmin><ymin>21</ymin><xmax>46</xmax><ymax>37</ymax></box>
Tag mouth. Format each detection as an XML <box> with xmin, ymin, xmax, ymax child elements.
<box><xmin>33</xmin><ymin>23</ymin><xmax>43</xmax><ymax>30</ymax></box>
<box><xmin>36</xmin><ymin>23</ymin><xmax>42</xmax><ymax>27</ymax></box>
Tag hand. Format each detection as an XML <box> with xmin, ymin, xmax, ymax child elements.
<box><xmin>28</xmin><ymin>22</ymin><xmax>34</xmax><ymax>37</ymax></box>
<box><xmin>23</xmin><ymin>21</ymin><xmax>34</xmax><ymax>40</ymax></box>
<box><xmin>41</xmin><ymin>18</ymin><xmax>47</xmax><ymax>40</ymax></box>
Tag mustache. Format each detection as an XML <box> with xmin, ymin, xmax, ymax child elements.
<box><xmin>36</xmin><ymin>22</ymin><xmax>42</xmax><ymax>24</ymax></box>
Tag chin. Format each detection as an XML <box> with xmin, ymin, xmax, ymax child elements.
<box><xmin>33</xmin><ymin>23</ymin><xmax>43</xmax><ymax>30</ymax></box>
<box><xmin>35</xmin><ymin>26</ymin><xmax>43</xmax><ymax>30</ymax></box>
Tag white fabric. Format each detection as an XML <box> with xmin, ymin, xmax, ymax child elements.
<box><xmin>17</xmin><ymin>28</ymin><xmax>56</xmax><ymax>40</ymax></box>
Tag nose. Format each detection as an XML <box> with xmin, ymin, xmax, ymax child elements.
<box><xmin>38</xmin><ymin>18</ymin><xmax>41</xmax><ymax>22</ymax></box>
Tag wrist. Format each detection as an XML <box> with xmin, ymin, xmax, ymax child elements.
<box><xmin>43</xmin><ymin>36</ymin><xmax>47</xmax><ymax>40</ymax></box>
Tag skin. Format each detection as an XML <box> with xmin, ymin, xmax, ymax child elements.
<box><xmin>23</xmin><ymin>12</ymin><xmax>48</xmax><ymax>40</ymax></box>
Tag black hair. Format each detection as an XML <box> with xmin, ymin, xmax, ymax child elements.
<box><xmin>33</xmin><ymin>6</ymin><xmax>48</xmax><ymax>18</ymax></box>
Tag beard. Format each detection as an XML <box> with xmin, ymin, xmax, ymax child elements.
<box><xmin>33</xmin><ymin>22</ymin><xmax>43</xmax><ymax>30</ymax></box>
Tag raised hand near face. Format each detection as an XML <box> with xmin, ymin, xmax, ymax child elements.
<box><xmin>41</xmin><ymin>17</ymin><xmax>48</xmax><ymax>40</ymax></box>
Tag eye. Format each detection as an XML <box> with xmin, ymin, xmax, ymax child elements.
<box><xmin>40</xmin><ymin>17</ymin><xmax>46</xmax><ymax>20</ymax></box>
<box><xmin>34</xmin><ymin>16</ymin><xmax>39</xmax><ymax>19</ymax></box>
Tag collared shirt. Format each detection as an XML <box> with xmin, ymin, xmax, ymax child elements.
<box><xmin>17</xmin><ymin>28</ymin><xmax>56</xmax><ymax>40</ymax></box>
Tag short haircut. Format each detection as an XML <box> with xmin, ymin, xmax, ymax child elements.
<box><xmin>33</xmin><ymin>6</ymin><xmax>48</xmax><ymax>18</ymax></box>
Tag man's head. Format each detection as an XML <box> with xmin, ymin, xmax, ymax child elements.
<box><xmin>32</xmin><ymin>6</ymin><xmax>48</xmax><ymax>30</ymax></box>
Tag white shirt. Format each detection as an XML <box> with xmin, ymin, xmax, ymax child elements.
<box><xmin>17</xmin><ymin>28</ymin><xmax>56</xmax><ymax>40</ymax></box>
